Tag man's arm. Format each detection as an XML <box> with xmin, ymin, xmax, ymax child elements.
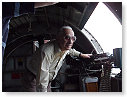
<box><xmin>36</xmin><ymin>52</ymin><xmax>50</xmax><ymax>92</ymax></box>
<box><xmin>79</xmin><ymin>53</ymin><xmax>92</xmax><ymax>58</ymax></box>
<box><xmin>69</xmin><ymin>49</ymin><xmax>92</xmax><ymax>58</ymax></box>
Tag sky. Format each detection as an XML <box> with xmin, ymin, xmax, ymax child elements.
<box><xmin>84</xmin><ymin>2</ymin><xmax>122</xmax><ymax>54</ymax></box>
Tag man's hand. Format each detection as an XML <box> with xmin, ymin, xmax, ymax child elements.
<box><xmin>80</xmin><ymin>54</ymin><xmax>92</xmax><ymax>58</ymax></box>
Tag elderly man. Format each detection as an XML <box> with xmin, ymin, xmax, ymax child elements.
<box><xmin>24</xmin><ymin>26</ymin><xmax>91</xmax><ymax>92</ymax></box>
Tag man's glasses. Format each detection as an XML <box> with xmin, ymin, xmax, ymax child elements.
<box><xmin>64</xmin><ymin>35</ymin><xmax>76</xmax><ymax>42</ymax></box>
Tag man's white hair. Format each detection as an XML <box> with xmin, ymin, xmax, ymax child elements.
<box><xmin>58</xmin><ymin>26</ymin><xmax>73</xmax><ymax>36</ymax></box>
<box><xmin>60</xmin><ymin>26</ymin><xmax>72</xmax><ymax>31</ymax></box>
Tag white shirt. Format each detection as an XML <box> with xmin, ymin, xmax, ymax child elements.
<box><xmin>27</xmin><ymin>40</ymin><xmax>80</xmax><ymax>92</ymax></box>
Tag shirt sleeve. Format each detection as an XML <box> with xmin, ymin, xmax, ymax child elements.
<box><xmin>36</xmin><ymin>51</ymin><xmax>50</xmax><ymax>92</ymax></box>
<box><xmin>68</xmin><ymin>49</ymin><xmax>81</xmax><ymax>57</ymax></box>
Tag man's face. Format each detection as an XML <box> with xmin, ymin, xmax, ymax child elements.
<box><xmin>59</xmin><ymin>28</ymin><xmax>76</xmax><ymax>51</ymax></box>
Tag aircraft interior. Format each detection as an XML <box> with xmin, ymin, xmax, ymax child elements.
<box><xmin>2</xmin><ymin>2</ymin><xmax>122</xmax><ymax>92</ymax></box>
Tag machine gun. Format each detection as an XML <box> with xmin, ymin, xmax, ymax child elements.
<box><xmin>66</xmin><ymin>53</ymin><xmax>114</xmax><ymax>92</ymax></box>
<box><xmin>66</xmin><ymin>53</ymin><xmax>114</xmax><ymax>72</ymax></box>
